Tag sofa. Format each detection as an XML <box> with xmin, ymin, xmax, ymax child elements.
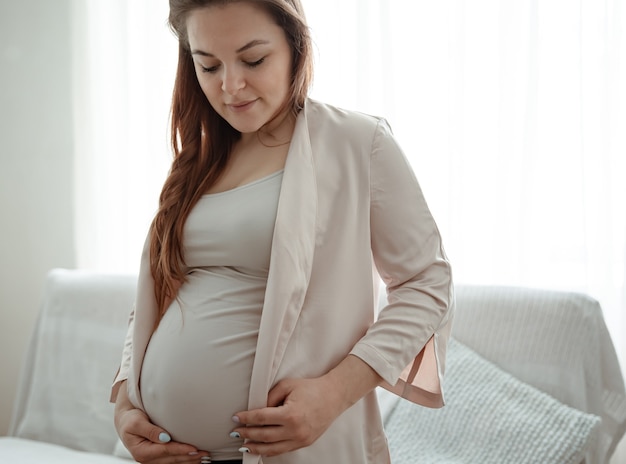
<box><xmin>1</xmin><ymin>269</ymin><xmax>625</xmax><ymax>463</ymax></box>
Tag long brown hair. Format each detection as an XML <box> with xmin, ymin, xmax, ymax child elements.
<box><xmin>150</xmin><ymin>0</ymin><xmax>314</xmax><ymax>318</ymax></box>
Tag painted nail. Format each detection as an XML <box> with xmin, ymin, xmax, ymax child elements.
<box><xmin>232</xmin><ymin>415</ymin><xmax>240</xmax><ymax>423</ymax></box>
<box><xmin>239</xmin><ymin>447</ymin><xmax>250</xmax><ymax>453</ymax></box>
<box><xmin>158</xmin><ymin>432</ymin><xmax>171</xmax><ymax>443</ymax></box>
<box><xmin>229</xmin><ymin>431</ymin><xmax>241</xmax><ymax>438</ymax></box>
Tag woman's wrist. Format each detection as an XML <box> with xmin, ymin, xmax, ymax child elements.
<box><xmin>114</xmin><ymin>380</ymin><xmax>134</xmax><ymax>425</ymax></box>
<box><xmin>324</xmin><ymin>355</ymin><xmax>383</xmax><ymax>412</ymax></box>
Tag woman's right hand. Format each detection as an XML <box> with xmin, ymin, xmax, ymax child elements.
<box><xmin>114</xmin><ymin>381</ymin><xmax>211</xmax><ymax>464</ymax></box>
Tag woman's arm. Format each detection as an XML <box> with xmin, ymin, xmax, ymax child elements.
<box><xmin>352</xmin><ymin>118</ymin><xmax>453</xmax><ymax>404</ymax></box>
<box><xmin>110</xmin><ymin>307</ymin><xmax>135</xmax><ymax>402</ymax></box>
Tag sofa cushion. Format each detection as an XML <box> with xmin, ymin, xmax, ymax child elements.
<box><xmin>0</xmin><ymin>437</ymin><xmax>131</xmax><ymax>464</ymax></box>
<box><xmin>381</xmin><ymin>338</ymin><xmax>600</xmax><ymax>464</ymax></box>
<box><xmin>452</xmin><ymin>285</ymin><xmax>626</xmax><ymax>462</ymax></box>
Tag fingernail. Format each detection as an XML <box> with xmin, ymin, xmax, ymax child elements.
<box><xmin>232</xmin><ymin>415</ymin><xmax>240</xmax><ymax>423</ymax></box>
<box><xmin>200</xmin><ymin>458</ymin><xmax>212</xmax><ymax>464</ymax></box>
<box><xmin>188</xmin><ymin>451</ymin><xmax>199</xmax><ymax>455</ymax></box>
<box><xmin>158</xmin><ymin>432</ymin><xmax>171</xmax><ymax>443</ymax></box>
<box><xmin>229</xmin><ymin>431</ymin><xmax>241</xmax><ymax>438</ymax></box>
<box><xmin>239</xmin><ymin>446</ymin><xmax>250</xmax><ymax>453</ymax></box>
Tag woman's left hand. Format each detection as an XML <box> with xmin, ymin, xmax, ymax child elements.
<box><xmin>231</xmin><ymin>376</ymin><xmax>341</xmax><ymax>457</ymax></box>
<box><xmin>231</xmin><ymin>355</ymin><xmax>383</xmax><ymax>457</ymax></box>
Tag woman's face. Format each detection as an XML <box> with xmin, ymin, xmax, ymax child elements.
<box><xmin>186</xmin><ymin>2</ymin><xmax>293</xmax><ymax>135</ymax></box>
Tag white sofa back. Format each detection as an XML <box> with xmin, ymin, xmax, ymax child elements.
<box><xmin>9</xmin><ymin>269</ymin><xmax>136</xmax><ymax>455</ymax></box>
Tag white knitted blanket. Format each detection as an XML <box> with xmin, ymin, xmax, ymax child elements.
<box><xmin>382</xmin><ymin>339</ymin><xmax>600</xmax><ymax>464</ymax></box>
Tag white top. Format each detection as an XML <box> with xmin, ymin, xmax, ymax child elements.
<box><xmin>140</xmin><ymin>170</ymin><xmax>283</xmax><ymax>459</ymax></box>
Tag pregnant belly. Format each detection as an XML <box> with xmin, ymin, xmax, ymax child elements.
<box><xmin>140</xmin><ymin>274</ymin><xmax>262</xmax><ymax>456</ymax></box>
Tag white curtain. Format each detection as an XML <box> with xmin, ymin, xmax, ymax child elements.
<box><xmin>72</xmin><ymin>0</ymin><xmax>176</xmax><ymax>271</ymax></box>
<box><xmin>72</xmin><ymin>0</ymin><xmax>626</xmax><ymax>368</ymax></box>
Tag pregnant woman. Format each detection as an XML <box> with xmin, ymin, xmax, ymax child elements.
<box><xmin>111</xmin><ymin>1</ymin><xmax>454</xmax><ymax>463</ymax></box>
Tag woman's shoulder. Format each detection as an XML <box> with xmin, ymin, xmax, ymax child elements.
<box><xmin>304</xmin><ymin>98</ymin><xmax>388</xmax><ymax>136</ymax></box>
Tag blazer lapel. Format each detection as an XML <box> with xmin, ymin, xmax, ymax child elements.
<box><xmin>247</xmin><ymin>104</ymin><xmax>317</xmax><ymax>409</ymax></box>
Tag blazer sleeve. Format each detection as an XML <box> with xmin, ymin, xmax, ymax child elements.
<box><xmin>349</xmin><ymin>119</ymin><xmax>454</xmax><ymax>408</ymax></box>
<box><xmin>110</xmin><ymin>307</ymin><xmax>135</xmax><ymax>402</ymax></box>
<box><xmin>109</xmin><ymin>231</ymin><xmax>151</xmax><ymax>403</ymax></box>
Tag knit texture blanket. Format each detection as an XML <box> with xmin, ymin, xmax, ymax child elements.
<box><xmin>383</xmin><ymin>338</ymin><xmax>601</xmax><ymax>464</ymax></box>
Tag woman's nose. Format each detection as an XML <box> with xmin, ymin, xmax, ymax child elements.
<box><xmin>221</xmin><ymin>67</ymin><xmax>245</xmax><ymax>95</ymax></box>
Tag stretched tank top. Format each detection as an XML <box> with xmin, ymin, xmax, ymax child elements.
<box><xmin>140</xmin><ymin>170</ymin><xmax>283</xmax><ymax>460</ymax></box>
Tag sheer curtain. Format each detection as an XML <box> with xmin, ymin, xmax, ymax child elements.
<box><xmin>72</xmin><ymin>0</ymin><xmax>625</xmax><ymax>367</ymax></box>
<box><xmin>72</xmin><ymin>0</ymin><xmax>175</xmax><ymax>271</ymax></box>
<box><xmin>307</xmin><ymin>0</ymin><xmax>626</xmax><ymax>370</ymax></box>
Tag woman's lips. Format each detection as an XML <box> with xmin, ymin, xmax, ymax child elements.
<box><xmin>227</xmin><ymin>99</ymin><xmax>257</xmax><ymax>113</ymax></box>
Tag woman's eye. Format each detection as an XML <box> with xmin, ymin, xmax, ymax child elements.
<box><xmin>245</xmin><ymin>58</ymin><xmax>265</xmax><ymax>68</ymax></box>
<box><xmin>201</xmin><ymin>65</ymin><xmax>219</xmax><ymax>73</ymax></box>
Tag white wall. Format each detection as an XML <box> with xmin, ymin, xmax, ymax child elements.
<box><xmin>0</xmin><ymin>0</ymin><xmax>75</xmax><ymax>434</ymax></box>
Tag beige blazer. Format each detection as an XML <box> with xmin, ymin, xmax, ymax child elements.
<box><xmin>112</xmin><ymin>99</ymin><xmax>454</xmax><ymax>463</ymax></box>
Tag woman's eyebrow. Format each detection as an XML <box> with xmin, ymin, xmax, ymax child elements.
<box><xmin>191</xmin><ymin>39</ymin><xmax>270</xmax><ymax>57</ymax></box>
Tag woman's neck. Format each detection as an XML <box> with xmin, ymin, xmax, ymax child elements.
<box><xmin>240</xmin><ymin>110</ymin><xmax>296</xmax><ymax>149</ymax></box>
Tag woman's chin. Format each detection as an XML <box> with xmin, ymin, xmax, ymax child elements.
<box><xmin>224</xmin><ymin>119</ymin><xmax>263</xmax><ymax>136</ymax></box>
